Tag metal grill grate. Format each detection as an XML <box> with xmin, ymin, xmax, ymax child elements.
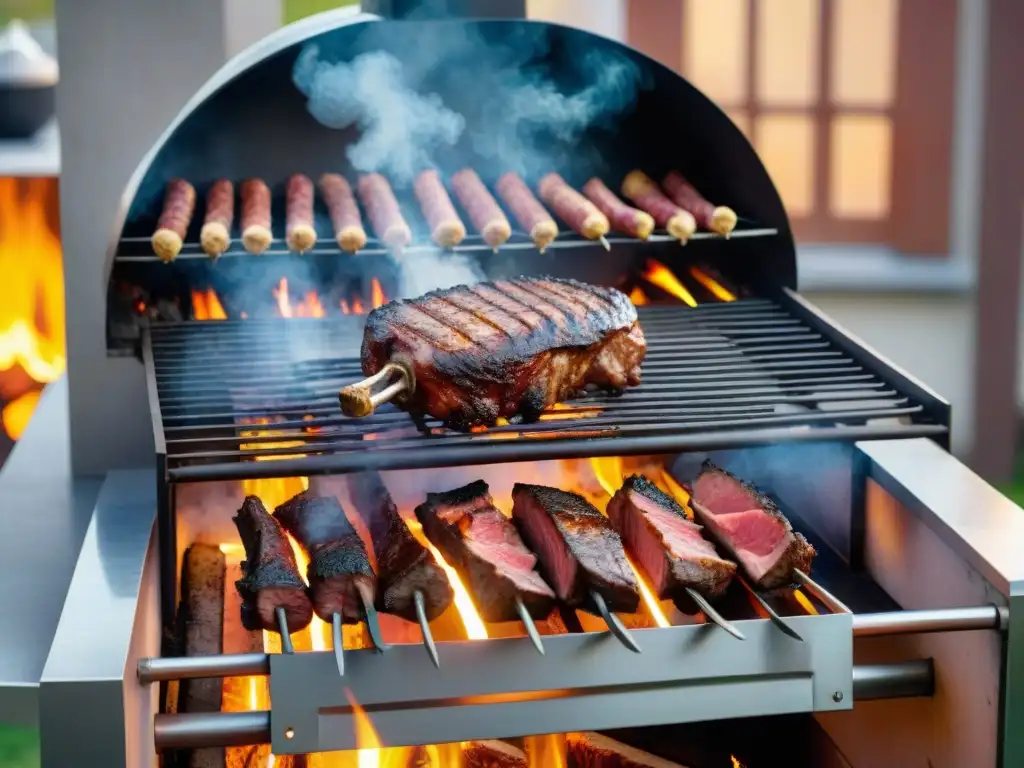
<box><xmin>145</xmin><ymin>292</ymin><xmax>949</xmax><ymax>482</ymax></box>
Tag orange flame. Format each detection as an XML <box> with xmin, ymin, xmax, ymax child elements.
<box><xmin>191</xmin><ymin>288</ymin><xmax>227</xmax><ymax>320</ymax></box>
<box><xmin>793</xmin><ymin>589</ymin><xmax>820</xmax><ymax>615</ymax></box>
<box><xmin>371</xmin><ymin>278</ymin><xmax>386</xmax><ymax>309</ymax></box>
<box><xmin>731</xmin><ymin>756</ymin><xmax>744</xmax><ymax>768</ymax></box>
<box><xmin>1</xmin><ymin>389</ymin><xmax>40</xmax><ymax>440</ymax></box>
<box><xmin>628</xmin><ymin>286</ymin><xmax>650</xmax><ymax>306</ymax></box>
<box><xmin>525</xmin><ymin>734</ymin><xmax>567</xmax><ymax>768</ymax></box>
<box><xmin>352</xmin><ymin>296</ymin><xmax>365</xmax><ymax>315</ymax></box>
<box><xmin>341</xmin><ymin>298</ymin><xmax>351</xmax><ymax>315</ymax></box>
<box><xmin>690</xmin><ymin>266</ymin><xmax>736</xmax><ymax>302</ymax></box>
<box><xmin>273</xmin><ymin>278</ymin><xmax>293</xmax><ymax>318</ymax></box>
<box><xmin>642</xmin><ymin>259</ymin><xmax>697</xmax><ymax>307</ymax></box>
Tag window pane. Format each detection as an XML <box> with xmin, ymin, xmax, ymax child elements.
<box><xmin>756</xmin><ymin>0</ymin><xmax>820</xmax><ymax>106</ymax></box>
<box><xmin>724</xmin><ymin>108</ymin><xmax>750</xmax><ymax>139</ymax></box>
<box><xmin>683</xmin><ymin>0</ymin><xmax>749</xmax><ymax>104</ymax></box>
<box><xmin>831</xmin><ymin>0</ymin><xmax>898</xmax><ymax>106</ymax></box>
<box><xmin>829</xmin><ymin>115</ymin><xmax>892</xmax><ymax>218</ymax></box>
<box><xmin>755</xmin><ymin>114</ymin><xmax>815</xmax><ymax>216</ymax></box>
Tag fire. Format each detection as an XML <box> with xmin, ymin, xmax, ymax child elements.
<box><xmin>689</xmin><ymin>266</ymin><xmax>736</xmax><ymax>302</ymax></box>
<box><xmin>371</xmin><ymin>278</ymin><xmax>386</xmax><ymax>308</ymax></box>
<box><xmin>731</xmin><ymin>756</ymin><xmax>744</xmax><ymax>768</ymax></box>
<box><xmin>351</xmin><ymin>296</ymin><xmax>365</xmax><ymax>315</ymax></box>
<box><xmin>345</xmin><ymin>690</ymin><xmax>426</xmax><ymax>768</ymax></box>
<box><xmin>642</xmin><ymin>259</ymin><xmax>697</xmax><ymax>307</ymax></box>
<box><xmin>1</xmin><ymin>389</ymin><xmax>40</xmax><ymax>440</ymax></box>
<box><xmin>191</xmin><ymin>288</ymin><xmax>227</xmax><ymax>320</ymax></box>
<box><xmin>793</xmin><ymin>589</ymin><xmax>820</xmax><ymax>615</ymax></box>
<box><xmin>0</xmin><ymin>177</ymin><xmax>66</xmax><ymax>441</ymax></box>
<box><xmin>524</xmin><ymin>734</ymin><xmax>567</xmax><ymax>768</ymax></box>
<box><xmin>658</xmin><ymin>468</ymin><xmax>691</xmax><ymax>510</ymax></box>
<box><xmin>628</xmin><ymin>286</ymin><xmax>649</xmax><ymax>306</ymax></box>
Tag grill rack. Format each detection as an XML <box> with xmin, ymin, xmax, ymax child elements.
<box><xmin>145</xmin><ymin>289</ymin><xmax>950</xmax><ymax>484</ymax></box>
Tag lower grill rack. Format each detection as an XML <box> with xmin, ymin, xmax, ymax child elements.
<box><xmin>140</xmin><ymin>605</ymin><xmax>1004</xmax><ymax>755</ymax></box>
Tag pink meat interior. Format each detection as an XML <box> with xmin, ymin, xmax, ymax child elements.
<box><xmin>463</xmin><ymin>509</ymin><xmax>538</xmax><ymax>573</ymax></box>
<box><xmin>692</xmin><ymin>471</ymin><xmax>759</xmax><ymax>514</ymax></box>
<box><xmin>512</xmin><ymin>494</ymin><xmax>577</xmax><ymax>601</ymax></box>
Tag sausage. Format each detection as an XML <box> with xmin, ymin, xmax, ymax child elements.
<box><xmin>319</xmin><ymin>173</ymin><xmax>367</xmax><ymax>254</ymax></box>
<box><xmin>240</xmin><ymin>178</ymin><xmax>273</xmax><ymax>255</ymax></box>
<box><xmin>414</xmin><ymin>169</ymin><xmax>466</xmax><ymax>248</ymax></box>
<box><xmin>495</xmin><ymin>172</ymin><xmax>558</xmax><ymax>252</ymax></box>
<box><xmin>662</xmin><ymin>171</ymin><xmax>738</xmax><ymax>237</ymax></box>
<box><xmin>582</xmin><ymin>178</ymin><xmax>654</xmax><ymax>240</ymax></box>
<box><xmin>537</xmin><ymin>173</ymin><xmax>609</xmax><ymax>240</ymax></box>
<box><xmin>357</xmin><ymin>173</ymin><xmax>412</xmax><ymax>250</ymax></box>
<box><xmin>451</xmin><ymin>168</ymin><xmax>511</xmax><ymax>249</ymax></box>
<box><xmin>199</xmin><ymin>179</ymin><xmax>233</xmax><ymax>258</ymax></box>
<box><xmin>285</xmin><ymin>173</ymin><xmax>317</xmax><ymax>253</ymax></box>
<box><xmin>620</xmin><ymin>170</ymin><xmax>697</xmax><ymax>243</ymax></box>
<box><xmin>151</xmin><ymin>178</ymin><xmax>196</xmax><ymax>262</ymax></box>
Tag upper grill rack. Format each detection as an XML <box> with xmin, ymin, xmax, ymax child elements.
<box><xmin>146</xmin><ymin>291</ymin><xmax>949</xmax><ymax>483</ymax></box>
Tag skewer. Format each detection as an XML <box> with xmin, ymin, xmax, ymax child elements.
<box><xmin>515</xmin><ymin>596</ymin><xmax>546</xmax><ymax>655</ymax></box>
<box><xmin>740</xmin><ymin>577</ymin><xmax>804</xmax><ymax>642</ymax></box>
<box><xmin>590</xmin><ymin>591</ymin><xmax>642</xmax><ymax>653</ymax></box>
<box><xmin>339</xmin><ymin>362</ymin><xmax>413</xmax><ymax>418</ymax></box>
<box><xmin>275</xmin><ymin>607</ymin><xmax>294</xmax><ymax>654</ymax></box>
<box><xmin>599</xmin><ymin>235</ymin><xmax>611</xmax><ymax>251</ymax></box>
<box><xmin>794</xmin><ymin>568</ymin><xmax>852</xmax><ymax>615</ymax></box>
<box><xmin>358</xmin><ymin>593</ymin><xmax>389</xmax><ymax>653</ymax></box>
<box><xmin>331</xmin><ymin>612</ymin><xmax>345</xmax><ymax>676</ymax></box>
<box><xmin>684</xmin><ymin>587</ymin><xmax>745</xmax><ymax>640</ymax></box>
<box><xmin>414</xmin><ymin>590</ymin><xmax>441</xmax><ymax>669</ymax></box>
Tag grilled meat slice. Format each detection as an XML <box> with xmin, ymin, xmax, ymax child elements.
<box><xmin>415</xmin><ymin>480</ymin><xmax>555</xmax><ymax>622</ymax></box>
<box><xmin>608</xmin><ymin>475</ymin><xmax>736</xmax><ymax>612</ymax></box>
<box><xmin>512</xmin><ymin>483</ymin><xmax>641</xmax><ymax>613</ymax></box>
<box><xmin>360</xmin><ymin>276</ymin><xmax>646</xmax><ymax>429</ymax></box>
<box><xmin>274</xmin><ymin>491</ymin><xmax>375</xmax><ymax>623</ymax></box>
<box><xmin>233</xmin><ymin>496</ymin><xmax>313</xmax><ymax>632</ymax></box>
<box><xmin>567</xmin><ymin>732</ymin><xmax>686</xmax><ymax>768</ymax></box>
<box><xmin>344</xmin><ymin>472</ymin><xmax>453</xmax><ymax>622</ymax></box>
<box><xmin>462</xmin><ymin>740</ymin><xmax>527</xmax><ymax>768</ymax></box>
<box><xmin>691</xmin><ymin>460</ymin><xmax>815</xmax><ymax>590</ymax></box>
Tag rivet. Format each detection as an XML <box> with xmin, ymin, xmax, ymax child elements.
<box><xmin>832</xmin><ymin>691</ymin><xmax>844</xmax><ymax>703</ymax></box>
<box><xmin>285</xmin><ymin>727</ymin><xmax>295</xmax><ymax>739</ymax></box>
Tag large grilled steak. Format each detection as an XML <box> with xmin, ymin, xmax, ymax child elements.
<box><xmin>359</xmin><ymin>276</ymin><xmax>646</xmax><ymax>430</ymax></box>
<box><xmin>512</xmin><ymin>483</ymin><xmax>640</xmax><ymax>614</ymax></box>
<box><xmin>691</xmin><ymin>461</ymin><xmax>815</xmax><ymax>590</ymax></box>
<box><xmin>607</xmin><ymin>475</ymin><xmax>736</xmax><ymax>612</ymax></box>
<box><xmin>415</xmin><ymin>480</ymin><xmax>555</xmax><ymax>622</ymax></box>
<box><xmin>344</xmin><ymin>472</ymin><xmax>453</xmax><ymax>622</ymax></box>
<box><xmin>233</xmin><ymin>496</ymin><xmax>313</xmax><ymax>632</ymax></box>
<box><xmin>274</xmin><ymin>491</ymin><xmax>376</xmax><ymax>623</ymax></box>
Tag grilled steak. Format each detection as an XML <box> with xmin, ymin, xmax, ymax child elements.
<box><xmin>344</xmin><ymin>472</ymin><xmax>453</xmax><ymax>622</ymax></box>
<box><xmin>415</xmin><ymin>480</ymin><xmax>555</xmax><ymax>622</ymax></box>
<box><xmin>233</xmin><ymin>496</ymin><xmax>313</xmax><ymax>632</ymax></box>
<box><xmin>608</xmin><ymin>475</ymin><xmax>736</xmax><ymax>612</ymax></box>
<box><xmin>359</xmin><ymin>276</ymin><xmax>646</xmax><ymax>430</ymax></box>
<box><xmin>691</xmin><ymin>461</ymin><xmax>815</xmax><ymax>590</ymax></box>
<box><xmin>463</xmin><ymin>740</ymin><xmax>528</xmax><ymax>768</ymax></box>
<box><xmin>274</xmin><ymin>491</ymin><xmax>375</xmax><ymax>623</ymax></box>
<box><xmin>512</xmin><ymin>483</ymin><xmax>640</xmax><ymax>613</ymax></box>
<box><xmin>567</xmin><ymin>732</ymin><xmax>685</xmax><ymax>768</ymax></box>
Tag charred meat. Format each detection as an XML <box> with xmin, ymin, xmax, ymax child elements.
<box><xmin>233</xmin><ymin>496</ymin><xmax>313</xmax><ymax>633</ymax></box>
<box><xmin>415</xmin><ymin>480</ymin><xmax>555</xmax><ymax>622</ymax></box>
<box><xmin>344</xmin><ymin>472</ymin><xmax>453</xmax><ymax>622</ymax></box>
<box><xmin>274</xmin><ymin>491</ymin><xmax>375</xmax><ymax>623</ymax></box>
<box><xmin>512</xmin><ymin>483</ymin><xmax>640</xmax><ymax>614</ymax></box>
<box><xmin>691</xmin><ymin>460</ymin><xmax>815</xmax><ymax>590</ymax></box>
<box><xmin>608</xmin><ymin>475</ymin><xmax>736</xmax><ymax>612</ymax></box>
<box><xmin>358</xmin><ymin>277</ymin><xmax>646</xmax><ymax>430</ymax></box>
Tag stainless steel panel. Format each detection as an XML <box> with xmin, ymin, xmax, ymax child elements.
<box><xmin>269</xmin><ymin>613</ymin><xmax>852</xmax><ymax>753</ymax></box>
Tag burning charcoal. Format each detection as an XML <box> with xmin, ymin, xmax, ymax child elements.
<box><xmin>691</xmin><ymin>461</ymin><xmax>815</xmax><ymax>590</ymax></box>
<box><xmin>512</xmin><ymin>483</ymin><xmax>640</xmax><ymax>614</ymax></box>
<box><xmin>607</xmin><ymin>475</ymin><xmax>736</xmax><ymax>613</ymax></box>
<box><xmin>567</xmin><ymin>732</ymin><xmax>686</xmax><ymax>768</ymax></box>
<box><xmin>415</xmin><ymin>480</ymin><xmax>555</xmax><ymax>622</ymax></box>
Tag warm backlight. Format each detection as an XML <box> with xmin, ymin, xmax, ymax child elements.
<box><xmin>689</xmin><ymin>267</ymin><xmax>737</xmax><ymax>302</ymax></box>
<box><xmin>642</xmin><ymin>259</ymin><xmax>698</xmax><ymax>307</ymax></box>
<box><xmin>524</xmin><ymin>734</ymin><xmax>567</xmax><ymax>768</ymax></box>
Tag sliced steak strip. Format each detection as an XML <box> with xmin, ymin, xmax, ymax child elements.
<box><xmin>233</xmin><ymin>496</ymin><xmax>313</xmax><ymax>632</ymax></box>
<box><xmin>512</xmin><ymin>483</ymin><xmax>640</xmax><ymax>614</ymax></box>
<box><xmin>691</xmin><ymin>460</ymin><xmax>815</xmax><ymax>590</ymax></box>
<box><xmin>344</xmin><ymin>472</ymin><xmax>453</xmax><ymax>622</ymax></box>
<box><xmin>274</xmin><ymin>491</ymin><xmax>376</xmax><ymax>623</ymax></box>
<box><xmin>608</xmin><ymin>475</ymin><xmax>736</xmax><ymax>612</ymax></box>
<box><xmin>415</xmin><ymin>480</ymin><xmax>555</xmax><ymax>622</ymax></box>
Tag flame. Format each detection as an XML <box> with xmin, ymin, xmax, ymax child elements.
<box><xmin>352</xmin><ymin>296</ymin><xmax>365</xmax><ymax>315</ymax></box>
<box><xmin>793</xmin><ymin>589</ymin><xmax>820</xmax><ymax>615</ymax></box>
<box><xmin>273</xmin><ymin>278</ymin><xmax>293</xmax><ymax>318</ymax></box>
<box><xmin>239</xmin><ymin>417</ymin><xmax>308</xmax><ymax>461</ymax></box>
<box><xmin>273</xmin><ymin>278</ymin><xmax>327</xmax><ymax>318</ymax></box>
<box><xmin>371</xmin><ymin>278</ymin><xmax>386</xmax><ymax>308</ymax></box>
<box><xmin>297</xmin><ymin>291</ymin><xmax>326</xmax><ymax>318</ymax></box>
<box><xmin>690</xmin><ymin>266</ymin><xmax>736</xmax><ymax>302</ymax></box>
<box><xmin>345</xmin><ymin>690</ymin><xmax>423</xmax><ymax>768</ymax></box>
<box><xmin>731</xmin><ymin>757</ymin><xmax>744</xmax><ymax>768</ymax></box>
<box><xmin>525</xmin><ymin>734</ymin><xmax>567</xmax><ymax>768</ymax></box>
<box><xmin>658</xmin><ymin>468</ymin><xmax>691</xmax><ymax>511</ymax></box>
<box><xmin>341</xmin><ymin>299</ymin><xmax>351</xmax><ymax>314</ymax></box>
<box><xmin>1</xmin><ymin>389</ymin><xmax>40</xmax><ymax>440</ymax></box>
<box><xmin>628</xmin><ymin>286</ymin><xmax>650</xmax><ymax>306</ymax></box>
<box><xmin>404</xmin><ymin>517</ymin><xmax>488</xmax><ymax>640</ymax></box>
<box><xmin>642</xmin><ymin>259</ymin><xmax>697</xmax><ymax>307</ymax></box>
<box><xmin>191</xmin><ymin>288</ymin><xmax>227</xmax><ymax>320</ymax></box>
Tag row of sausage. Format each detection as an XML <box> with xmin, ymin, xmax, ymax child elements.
<box><xmin>149</xmin><ymin>168</ymin><xmax>737</xmax><ymax>262</ymax></box>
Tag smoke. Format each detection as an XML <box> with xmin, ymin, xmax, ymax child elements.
<box><xmin>394</xmin><ymin>248</ymin><xmax>484</xmax><ymax>298</ymax></box>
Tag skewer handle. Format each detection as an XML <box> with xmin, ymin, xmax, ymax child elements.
<box><xmin>339</xmin><ymin>362</ymin><xmax>413</xmax><ymax>417</ymax></box>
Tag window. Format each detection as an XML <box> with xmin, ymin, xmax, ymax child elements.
<box><xmin>628</xmin><ymin>0</ymin><xmax>957</xmax><ymax>252</ymax></box>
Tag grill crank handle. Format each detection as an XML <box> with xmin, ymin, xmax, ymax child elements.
<box><xmin>339</xmin><ymin>362</ymin><xmax>413</xmax><ymax>417</ymax></box>
<box><xmin>414</xmin><ymin>591</ymin><xmax>441</xmax><ymax>669</ymax></box>
<box><xmin>591</xmin><ymin>591</ymin><xmax>642</xmax><ymax>653</ymax></box>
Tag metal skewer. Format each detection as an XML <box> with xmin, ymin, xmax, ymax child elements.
<box><xmin>275</xmin><ymin>607</ymin><xmax>294</xmax><ymax>654</ymax></box>
<box><xmin>794</xmin><ymin>568</ymin><xmax>852</xmax><ymax>614</ymax></box>
<box><xmin>413</xmin><ymin>591</ymin><xmax>440</xmax><ymax>669</ymax></box>
<box><xmin>358</xmin><ymin>593</ymin><xmax>389</xmax><ymax>653</ymax></box>
<box><xmin>590</xmin><ymin>591</ymin><xmax>642</xmax><ymax>653</ymax></box>
<box><xmin>515</xmin><ymin>596</ymin><xmax>546</xmax><ymax>655</ymax></box>
<box><xmin>331</xmin><ymin>612</ymin><xmax>345</xmax><ymax>676</ymax></box>
<box><xmin>740</xmin><ymin>578</ymin><xmax>804</xmax><ymax>642</ymax></box>
<box><xmin>599</xmin><ymin>235</ymin><xmax>611</xmax><ymax>251</ymax></box>
<box><xmin>684</xmin><ymin>587</ymin><xmax>745</xmax><ymax>640</ymax></box>
<box><xmin>339</xmin><ymin>362</ymin><xmax>413</xmax><ymax>417</ymax></box>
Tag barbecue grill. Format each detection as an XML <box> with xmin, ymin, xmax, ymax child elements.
<box><xmin>11</xmin><ymin>3</ymin><xmax>1023</xmax><ymax>768</ymax></box>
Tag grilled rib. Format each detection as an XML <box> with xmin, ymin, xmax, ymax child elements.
<box><xmin>358</xmin><ymin>276</ymin><xmax>646</xmax><ymax>429</ymax></box>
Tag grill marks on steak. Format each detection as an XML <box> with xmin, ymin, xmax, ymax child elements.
<box><xmin>274</xmin><ymin>492</ymin><xmax>375</xmax><ymax>623</ymax></box>
<box><xmin>233</xmin><ymin>496</ymin><xmax>313</xmax><ymax>632</ymax></box>
<box><xmin>415</xmin><ymin>480</ymin><xmax>555</xmax><ymax>622</ymax></box>
<box><xmin>691</xmin><ymin>461</ymin><xmax>815</xmax><ymax>590</ymax></box>
<box><xmin>607</xmin><ymin>475</ymin><xmax>736</xmax><ymax>612</ymax></box>
<box><xmin>344</xmin><ymin>472</ymin><xmax>453</xmax><ymax>622</ymax></box>
<box><xmin>512</xmin><ymin>483</ymin><xmax>641</xmax><ymax>614</ymax></box>
<box><xmin>360</xmin><ymin>277</ymin><xmax>646</xmax><ymax>429</ymax></box>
